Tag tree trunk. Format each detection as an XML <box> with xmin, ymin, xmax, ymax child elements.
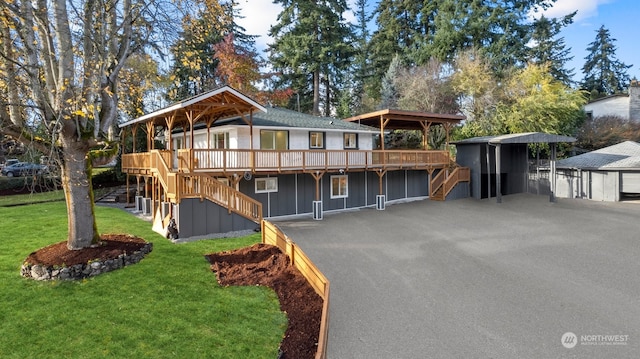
<box><xmin>313</xmin><ymin>69</ymin><xmax>320</xmax><ymax>116</ymax></box>
<box><xmin>60</xmin><ymin>135</ymin><xmax>99</xmax><ymax>250</ymax></box>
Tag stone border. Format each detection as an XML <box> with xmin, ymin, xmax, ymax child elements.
<box><xmin>20</xmin><ymin>242</ymin><xmax>153</xmax><ymax>281</ymax></box>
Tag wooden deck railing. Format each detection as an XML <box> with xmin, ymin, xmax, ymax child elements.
<box><xmin>430</xmin><ymin>167</ymin><xmax>447</xmax><ymax>197</ymax></box>
<box><xmin>149</xmin><ymin>151</ymin><xmax>175</xmax><ymax>199</ymax></box>
<box><xmin>122</xmin><ymin>149</ymin><xmax>451</xmax><ymax>174</ymax></box>
<box><xmin>177</xmin><ymin>173</ymin><xmax>263</xmax><ymax>223</ymax></box>
<box><xmin>442</xmin><ymin>167</ymin><xmax>470</xmax><ymax>198</ymax></box>
<box><xmin>262</xmin><ymin>220</ymin><xmax>330</xmax><ymax>359</ymax></box>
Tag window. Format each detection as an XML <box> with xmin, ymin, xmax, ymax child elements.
<box><xmin>255</xmin><ymin>177</ymin><xmax>278</xmax><ymax>193</ymax></box>
<box><xmin>331</xmin><ymin>175</ymin><xmax>348</xmax><ymax>198</ymax></box>
<box><xmin>260</xmin><ymin>130</ymin><xmax>288</xmax><ymax>150</ymax></box>
<box><xmin>209</xmin><ymin>132</ymin><xmax>229</xmax><ymax>149</ymax></box>
<box><xmin>343</xmin><ymin>133</ymin><xmax>358</xmax><ymax>149</ymax></box>
<box><xmin>309</xmin><ymin>132</ymin><xmax>325</xmax><ymax>149</ymax></box>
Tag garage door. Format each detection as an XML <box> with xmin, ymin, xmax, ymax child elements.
<box><xmin>621</xmin><ymin>172</ymin><xmax>640</xmax><ymax>193</ymax></box>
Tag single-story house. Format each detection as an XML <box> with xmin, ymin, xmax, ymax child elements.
<box><xmin>584</xmin><ymin>80</ymin><xmax>640</xmax><ymax>121</ymax></box>
<box><xmin>118</xmin><ymin>86</ymin><xmax>471</xmax><ymax>238</ymax></box>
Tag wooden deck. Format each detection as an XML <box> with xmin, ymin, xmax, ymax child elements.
<box><xmin>122</xmin><ymin>149</ymin><xmax>452</xmax><ymax>175</ymax></box>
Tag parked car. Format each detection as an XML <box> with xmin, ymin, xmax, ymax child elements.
<box><xmin>0</xmin><ymin>159</ymin><xmax>19</xmax><ymax>170</ymax></box>
<box><xmin>1</xmin><ymin>162</ymin><xmax>48</xmax><ymax>177</ymax></box>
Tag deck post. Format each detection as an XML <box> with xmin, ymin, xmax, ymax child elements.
<box><xmin>496</xmin><ymin>144</ymin><xmax>502</xmax><ymax>203</ymax></box>
<box><xmin>311</xmin><ymin>171</ymin><xmax>324</xmax><ymax>220</ymax></box>
<box><xmin>376</xmin><ymin>169</ymin><xmax>387</xmax><ymax>210</ymax></box>
<box><xmin>550</xmin><ymin>143</ymin><xmax>557</xmax><ymax>203</ymax></box>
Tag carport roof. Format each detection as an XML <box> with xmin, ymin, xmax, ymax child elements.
<box><xmin>556</xmin><ymin>141</ymin><xmax>640</xmax><ymax>170</ymax></box>
<box><xmin>452</xmin><ymin>132</ymin><xmax>576</xmax><ymax>145</ymax></box>
<box><xmin>343</xmin><ymin>108</ymin><xmax>465</xmax><ymax>130</ymax></box>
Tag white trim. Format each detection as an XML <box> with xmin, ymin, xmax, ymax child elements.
<box><xmin>330</xmin><ymin>175</ymin><xmax>348</xmax><ymax>199</ymax></box>
<box><xmin>255</xmin><ymin>177</ymin><xmax>278</xmax><ymax>193</ymax></box>
<box><xmin>310</xmin><ymin>131</ymin><xmax>325</xmax><ymax>149</ymax></box>
<box><xmin>120</xmin><ymin>86</ymin><xmax>267</xmax><ymax>127</ymax></box>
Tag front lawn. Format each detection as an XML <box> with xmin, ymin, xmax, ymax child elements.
<box><xmin>0</xmin><ymin>201</ymin><xmax>286</xmax><ymax>358</ymax></box>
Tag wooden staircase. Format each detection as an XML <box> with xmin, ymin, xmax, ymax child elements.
<box><xmin>148</xmin><ymin>151</ymin><xmax>263</xmax><ymax>226</ymax></box>
<box><xmin>430</xmin><ymin>166</ymin><xmax>470</xmax><ymax>201</ymax></box>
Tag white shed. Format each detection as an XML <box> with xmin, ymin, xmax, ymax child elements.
<box><xmin>555</xmin><ymin>141</ymin><xmax>640</xmax><ymax>201</ymax></box>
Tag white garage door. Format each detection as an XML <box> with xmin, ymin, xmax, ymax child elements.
<box><xmin>621</xmin><ymin>172</ymin><xmax>640</xmax><ymax>193</ymax></box>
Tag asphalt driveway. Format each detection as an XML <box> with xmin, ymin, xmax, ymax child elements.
<box><xmin>274</xmin><ymin>194</ymin><xmax>640</xmax><ymax>359</ymax></box>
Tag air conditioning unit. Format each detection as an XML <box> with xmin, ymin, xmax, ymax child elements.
<box><xmin>135</xmin><ymin>196</ymin><xmax>144</xmax><ymax>212</ymax></box>
<box><xmin>142</xmin><ymin>198</ymin><xmax>152</xmax><ymax>215</ymax></box>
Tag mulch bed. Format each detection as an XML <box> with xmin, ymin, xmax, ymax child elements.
<box><xmin>24</xmin><ymin>234</ymin><xmax>148</xmax><ymax>267</ymax></box>
<box><xmin>206</xmin><ymin>243</ymin><xmax>323</xmax><ymax>359</ymax></box>
<box><xmin>24</xmin><ymin>238</ymin><xmax>323</xmax><ymax>359</ymax></box>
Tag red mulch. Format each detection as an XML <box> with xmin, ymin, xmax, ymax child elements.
<box><xmin>25</xmin><ymin>237</ymin><xmax>323</xmax><ymax>359</ymax></box>
<box><xmin>24</xmin><ymin>234</ymin><xmax>148</xmax><ymax>266</ymax></box>
<box><xmin>206</xmin><ymin>243</ymin><xmax>323</xmax><ymax>359</ymax></box>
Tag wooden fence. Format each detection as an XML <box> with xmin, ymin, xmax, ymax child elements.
<box><xmin>262</xmin><ymin>220</ymin><xmax>330</xmax><ymax>359</ymax></box>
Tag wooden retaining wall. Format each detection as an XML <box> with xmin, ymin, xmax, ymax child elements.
<box><xmin>262</xmin><ymin>220</ymin><xmax>330</xmax><ymax>359</ymax></box>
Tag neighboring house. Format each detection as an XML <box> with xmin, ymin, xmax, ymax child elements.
<box><xmin>584</xmin><ymin>80</ymin><xmax>640</xmax><ymax>121</ymax></box>
<box><xmin>119</xmin><ymin>86</ymin><xmax>471</xmax><ymax>238</ymax></box>
<box><xmin>555</xmin><ymin>141</ymin><xmax>640</xmax><ymax>201</ymax></box>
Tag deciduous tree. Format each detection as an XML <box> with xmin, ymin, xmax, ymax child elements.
<box><xmin>576</xmin><ymin>115</ymin><xmax>640</xmax><ymax>151</ymax></box>
<box><xmin>0</xmin><ymin>0</ymin><xmax>175</xmax><ymax>250</ymax></box>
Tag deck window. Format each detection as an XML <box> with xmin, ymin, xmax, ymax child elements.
<box><xmin>310</xmin><ymin>132</ymin><xmax>325</xmax><ymax>149</ymax></box>
<box><xmin>331</xmin><ymin>175</ymin><xmax>348</xmax><ymax>199</ymax></box>
<box><xmin>344</xmin><ymin>133</ymin><xmax>358</xmax><ymax>149</ymax></box>
<box><xmin>260</xmin><ymin>130</ymin><xmax>288</xmax><ymax>150</ymax></box>
<box><xmin>209</xmin><ymin>132</ymin><xmax>229</xmax><ymax>149</ymax></box>
<box><xmin>255</xmin><ymin>177</ymin><xmax>278</xmax><ymax>193</ymax></box>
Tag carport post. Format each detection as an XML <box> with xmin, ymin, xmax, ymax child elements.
<box><xmin>496</xmin><ymin>144</ymin><xmax>502</xmax><ymax>203</ymax></box>
<box><xmin>550</xmin><ymin>143</ymin><xmax>557</xmax><ymax>203</ymax></box>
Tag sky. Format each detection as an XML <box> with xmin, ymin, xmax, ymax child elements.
<box><xmin>236</xmin><ymin>0</ymin><xmax>639</xmax><ymax>84</ymax></box>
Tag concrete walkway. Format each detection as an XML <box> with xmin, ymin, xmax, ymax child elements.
<box><xmin>274</xmin><ymin>194</ymin><xmax>640</xmax><ymax>359</ymax></box>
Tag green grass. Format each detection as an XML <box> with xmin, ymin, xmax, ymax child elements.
<box><xmin>0</xmin><ymin>189</ymin><xmax>66</xmax><ymax>206</ymax></box>
<box><xmin>0</xmin><ymin>202</ymin><xmax>287</xmax><ymax>359</ymax></box>
<box><xmin>0</xmin><ymin>188</ymin><xmax>113</xmax><ymax>207</ymax></box>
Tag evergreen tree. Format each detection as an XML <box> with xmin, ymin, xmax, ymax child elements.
<box><xmin>268</xmin><ymin>0</ymin><xmax>355</xmax><ymax>116</ymax></box>
<box><xmin>368</xmin><ymin>0</ymin><xmax>436</xmax><ymax>99</ymax></box>
<box><xmin>368</xmin><ymin>0</ymin><xmax>558</xmax><ymax>100</ymax></box>
<box><xmin>581</xmin><ymin>25</ymin><xmax>633</xmax><ymax>98</ymax></box>
<box><xmin>529</xmin><ymin>13</ymin><xmax>576</xmax><ymax>86</ymax></box>
<box><xmin>428</xmin><ymin>0</ymin><xmax>554</xmax><ymax>75</ymax></box>
<box><xmin>168</xmin><ymin>1</ymin><xmax>230</xmax><ymax>101</ymax></box>
<box><xmin>380</xmin><ymin>54</ymin><xmax>403</xmax><ymax>109</ymax></box>
<box><xmin>168</xmin><ymin>0</ymin><xmax>260</xmax><ymax>101</ymax></box>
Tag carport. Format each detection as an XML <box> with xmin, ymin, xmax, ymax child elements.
<box><xmin>453</xmin><ymin>133</ymin><xmax>575</xmax><ymax>203</ymax></box>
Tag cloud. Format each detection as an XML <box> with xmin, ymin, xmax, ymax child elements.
<box><xmin>235</xmin><ymin>2</ymin><xmax>283</xmax><ymax>50</ymax></box>
<box><xmin>534</xmin><ymin>0</ymin><xmax>613</xmax><ymax>21</ymax></box>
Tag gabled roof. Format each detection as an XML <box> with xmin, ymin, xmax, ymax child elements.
<box><xmin>214</xmin><ymin>107</ymin><xmax>379</xmax><ymax>133</ymax></box>
<box><xmin>119</xmin><ymin>86</ymin><xmax>266</xmax><ymax>128</ymax></box>
<box><xmin>585</xmin><ymin>93</ymin><xmax>628</xmax><ymax>106</ymax></box>
<box><xmin>556</xmin><ymin>141</ymin><xmax>640</xmax><ymax>170</ymax></box>
<box><xmin>453</xmin><ymin>132</ymin><xmax>576</xmax><ymax>145</ymax></box>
